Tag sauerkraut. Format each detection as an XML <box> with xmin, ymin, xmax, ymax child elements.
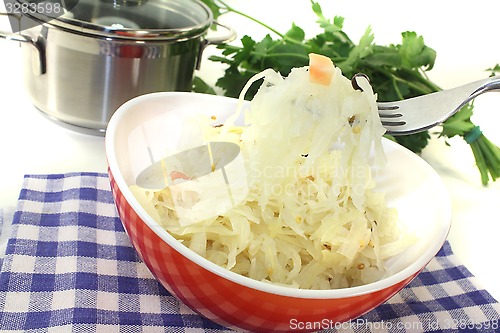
<box><xmin>132</xmin><ymin>55</ymin><xmax>415</xmax><ymax>289</ymax></box>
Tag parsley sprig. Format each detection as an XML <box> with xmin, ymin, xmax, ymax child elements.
<box><xmin>196</xmin><ymin>0</ymin><xmax>500</xmax><ymax>185</ymax></box>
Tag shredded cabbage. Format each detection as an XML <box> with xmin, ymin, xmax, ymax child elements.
<box><xmin>131</xmin><ymin>62</ymin><xmax>415</xmax><ymax>289</ymax></box>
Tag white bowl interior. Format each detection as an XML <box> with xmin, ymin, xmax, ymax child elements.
<box><xmin>106</xmin><ymin>92</ymin><xmax>452</xmax><ymax>298</ymax></box>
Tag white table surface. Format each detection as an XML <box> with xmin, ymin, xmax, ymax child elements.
<box><xmin>1</xmin><ymin>0</ymin><xmax>500</xmax><ymax>301</ymax></box>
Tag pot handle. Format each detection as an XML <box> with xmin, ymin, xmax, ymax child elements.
<box><xmin>0</xmin><ymin>12</ymin><xmax>46</xmax><ymax>75</ymax></box>
<box><xmin>196</xmin><ymin>21</ymin><xmax>237</xmax><ymax>70</ymax></box>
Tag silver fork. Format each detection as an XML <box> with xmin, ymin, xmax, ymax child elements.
<box><xmin>353</xmin><ymin>75</ymin><xmax>500</xmax><ymax>135</ymax></box>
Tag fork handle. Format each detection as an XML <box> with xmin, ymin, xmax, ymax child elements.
<box><xmin>468</xmin><ymin>76</ymin><xmax>500</xmax><ymax>100</ymax></box>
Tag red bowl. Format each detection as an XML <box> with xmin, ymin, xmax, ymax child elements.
<box><xmin>105</xmin><ymin>92</ymin><xmax>451</xmax><ymax>332</ymax></box>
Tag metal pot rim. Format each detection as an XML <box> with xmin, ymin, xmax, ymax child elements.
<box><xmin>25</xmin><ymin>0</ymin><xmax>214</xmax><ymax>41</ymax></box>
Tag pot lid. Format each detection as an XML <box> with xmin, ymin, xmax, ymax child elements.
<box><xmin>30</xmin><ymin>0</ymin><xmax>213</xmax><ymax>40</ymax></box>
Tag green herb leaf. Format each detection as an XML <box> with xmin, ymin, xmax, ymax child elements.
<box><xmin>337</xmin><ymin>27</ymin><xmax>374</xmax><ymax>74</ymax></box>
<box><xmin>285</xmin><ymin>23</ymin><xmax>306</xmax><ymax>42</ymax></box>
<box><xmin>440</xmin><ymin>104</ymin><xmax>475</xmax><ymax>138</ymax></box>
<box><xmin>486</xmin><ymin>64</ymin><xmax>500</xmax><ymax>76</ymax></box>
<box><xmin>192</xmin><ymin>76</ymin><xmax>216</xmax><ymax>95</ymax></box>
<box><xmin>399</xmin><ymin>31</ymin><xmax>436</xmax><ymax>70</ymax></box>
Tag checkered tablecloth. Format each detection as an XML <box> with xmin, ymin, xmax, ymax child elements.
<box><xmin>0</xmin><ymin>173</ymin><xmax>499</xmax><ymax>332</ymax></box>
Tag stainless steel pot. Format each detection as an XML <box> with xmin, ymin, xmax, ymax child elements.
<box><xmin>0</xmin><ymin>0</ymin><xmax>235</xmax><ymax>135</ymax></box>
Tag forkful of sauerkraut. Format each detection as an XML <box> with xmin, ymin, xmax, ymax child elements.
<box><xmin>131</xmin><ymin>53</ymin><xmax>415</xmax><ymax>289</ymax></box>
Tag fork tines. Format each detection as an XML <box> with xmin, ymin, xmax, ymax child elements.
<box><xmin>378</xmin><ymin>104</ymin><xmax>406</xmax><ymax>126</ymax></box>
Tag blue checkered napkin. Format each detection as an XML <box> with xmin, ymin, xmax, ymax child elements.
<box><xmin>348</xmin><ymin>242</ymin><xmax>500</xmax><ymax>333</ymax></box>
<box><xmin>0</xmin><ymin>173</ymin><xmax>234</xmax><ymax>333</ymax></box>
<box><xmin>0</xmin><ymin>173</ymin><xmax>499</xmax><ymax>333</ymax></box>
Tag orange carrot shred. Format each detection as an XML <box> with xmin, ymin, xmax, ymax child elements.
<box><xmin>309</xmin><ymin>53</ymin><xmax>335</xmax><ymax>86</ymax></box>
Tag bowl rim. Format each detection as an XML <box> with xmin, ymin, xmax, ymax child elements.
<box><xmin>105</xmin><ymin>91</ymin><xmax>452</xmax><ymax>300</ymax></box>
